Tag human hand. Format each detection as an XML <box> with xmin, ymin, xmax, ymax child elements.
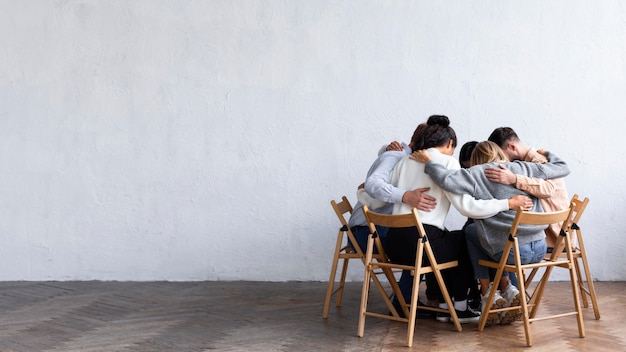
<box><xmin>484</xmin><ymin>164</ymin><xmax>516</xmax><ymax>185</ymax></box>
<box><xmin>508</xmin><ymin>195</ymin><xmax>533</xmax><ymax>211</ymax></box>
<box><xmin>402</xmin><ymin>187</ymin><xmax>437</xmax><ymax>212</ymax></box>
<box><xmin>386</xmin><ymin>141</ymin><xmax>403</xmax><ymax>152</ymax></box>
<box><xmin>409</xmin><ymin>150</ymin><xmax>431</xmax><ymax>163</ymax></box>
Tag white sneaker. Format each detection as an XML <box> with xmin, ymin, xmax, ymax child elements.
<box><xmin>500</xmin><ymin>283</ymin><xmax>522</xmax><ymax>324</ymax></box>
<box><xmin>481</xmin><ymin>283</ymin><xmax>506</xmax><ymax>326</ymax></box>
<box><xmin>501</xmin><ymin>283</ymin><xmax>520</xmax><ymax>307</ymax></box>
<box><xmin>483</xmin><ymin>282</ymin><xmax>507</xmax><ymax>308</ymax></box>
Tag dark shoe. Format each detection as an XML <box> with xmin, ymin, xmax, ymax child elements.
<box><xmin>389</xmin><ymin>297</ymin><xmax>435</xmax><ymax>319</ymax></box>
<box><xmin>390</xmin><ymin>297</ymin><xmax>406</xmax><ymax>318</ymax></box>
<box><xmin>455</xmin><ymin>307</ymin><xmax>481</xmax><ymax>323</ymax></box>
<box><xmin>416</xmin><ymin>303</ymin><xmax>436</xmax><ymax>319</ymax></box>
<box><xmin>436</xmin><ymin>312</ymin><xmax>450</xmax><ymax>323</ymax></box>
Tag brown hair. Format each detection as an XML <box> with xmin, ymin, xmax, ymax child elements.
<box><xmin>470</xmin><ymin>141</ymin><xmax>509</xmax><ymax>166</ymax></box>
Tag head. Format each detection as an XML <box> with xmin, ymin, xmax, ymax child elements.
<box><xmin>469</xmin><ymin>141</ymin><xmax>510</xmax><ymax>166</ymax></box>
<box><xmin>408</xmin><ymin>123</ymin><xmax>427</xmax><ymax>151</ymax></box>
<box><xmin>411</xmin><ymin>115</ymin><xmax>457</xmax><ymax>154</ymax></box>
<box><xmin>487</xmin><ymin>127</ymin><xmax>526</xmax><ymax>161</ymax></box>
<box><xmin>459</xmin><ymin>141</ymin><xmax>478</xmax><ymax>168</ymax></box>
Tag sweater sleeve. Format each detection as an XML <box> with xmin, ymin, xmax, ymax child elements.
<box><xmin>364</xmin><ymin>152</ymin><xmax>406</xmax><ymax>204</ymax></box>
<box><xmin>446</xmin><ymin>192</ymin><xmax>509</xmax><ymax>219</ymax></box>
<box><xmin>515</xmin><ymin>151</ymin><xmax>570</xmax><ymax>180</ymax></box>
<box><xmin>514</xmin><ymin>175</ymin><xmax>556</xmax><ymax>198</ymax></box>
<box><xmin>423</xmin><ymin>161</ymin><xmax>477</xmax><ymax>195</ymax></box>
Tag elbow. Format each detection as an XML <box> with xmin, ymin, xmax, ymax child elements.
<box><xmin>364</xmin><ymin>179</ymin><xmax>376</xmax><ymax>195</ymax></box>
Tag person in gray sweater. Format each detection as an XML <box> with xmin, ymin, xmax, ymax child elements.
<box><xmin>412</xmin><ymin>141</ymin><xmax>570</xmax><ymax>325</ymax></box>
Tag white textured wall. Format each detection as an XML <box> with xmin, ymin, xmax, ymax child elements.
<box><xmin>1</xmin><ymin>1</ymin><xmax>624</xmax><ymax>281</ymax></box>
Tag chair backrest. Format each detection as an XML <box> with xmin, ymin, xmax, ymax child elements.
<box><xmin>510</xmin><ymin>206</ymin><xmax>574</xmax><ymax>235</ymax></box>
<box><xmin>509</xmin><ymin>205</ymin><xmax>576</xmax><ymax>260</ymax></box>
<box><xmin>331</xmin><ymin>196</ymin><xmax>353</xmax><ymax>228</ymax></box>
<box><xmin>362</xmin><ymin>206</ymin><xmax>427</xmax><ymax>266</ymax></box>
<box><xmin>363</xmin><ymin>207</ymin><xmax>426</xmax><ymax>236</ymax></box>
<box><xmin>569</xmin><ymin>194</ymin><xmax>589</xmax><ymax>226</ymax></box>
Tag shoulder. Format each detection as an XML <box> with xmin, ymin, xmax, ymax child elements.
<box><xmin>525</xmin><ymin>148</ymin><xmax>548</xmax><ymax>164</ymax></box>
<box><xmin>429</xmin><ymin>149</ymin><xmax>460</xmax><ymax>170</ymax></box>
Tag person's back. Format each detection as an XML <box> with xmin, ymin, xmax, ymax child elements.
<box><xmin>461</xmin><ymin>161</ymin><xmax>547</xmax><ymax>255</ymax></box>
<box><xmin>390</xmin><ymin>147</ymin><xmax>458</xmax><ymax>229</ymax></box>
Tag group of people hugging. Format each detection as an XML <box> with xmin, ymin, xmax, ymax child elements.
<box><xmin>347</xmin><ymin>115</ymin><xmax>570</xmax><ymax>325</ymax></box>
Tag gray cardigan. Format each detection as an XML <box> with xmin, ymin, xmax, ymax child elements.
<box><xmin>424</xmin><ymin>151</ymin><xmax>570</xmax><ymax>256</ymax></box>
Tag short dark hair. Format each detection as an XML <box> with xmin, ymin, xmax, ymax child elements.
<box><xmin>488</xmin><ymin>127</ymin><xmax>519</xmax><ymax>148</ymax></box>
<box><xmin>459</xmin><ymin>141</ymin><xmax>478</xmax><ymax>168</ymax></box>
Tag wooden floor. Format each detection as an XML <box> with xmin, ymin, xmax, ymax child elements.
<box><xmin>0</xmin><ymin>280</ymin><xmax>623</xmax><ymax>351</ymax></box>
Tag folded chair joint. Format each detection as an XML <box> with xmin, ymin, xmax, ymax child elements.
<box><xmin>508</xmin><ymin>233</ymin><xmax>514</xmax><ymax>242</ymax></box>
<box><xmin>571</xmin><ymin>222</ymin><xmax>580</xmax><ymax>231</ymax></box>
<box><xmin>340</xmin><ymin>224</ymin><xmax>348</xmax><ymax>231</ymax></box>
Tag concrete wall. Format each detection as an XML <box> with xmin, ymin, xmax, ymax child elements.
<box><xmin>1</xmin><ymin>1</ymin><xmax>624</xmax><ymax>281</ymax></box>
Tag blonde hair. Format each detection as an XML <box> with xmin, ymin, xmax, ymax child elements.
<box><xmin>470</xmin><ymin>141</ymin><xmax>509</xmax><ymax>166</ymax></box>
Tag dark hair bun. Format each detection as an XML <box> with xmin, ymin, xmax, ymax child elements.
<box><xmin>427</xmin><ymin>115</ymin><xmax>450</xmax><ymax>127</ymax></box>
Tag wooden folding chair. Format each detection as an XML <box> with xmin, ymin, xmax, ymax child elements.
<box><xmin>477</xmin><ymin>205</ymin><xmax>585</xmax><ymax>347</ymax></box>
<box><xmin>524</xmin><ymin>194</ymin><xmax>599</xmax><ymax>320</ymax></box>
<box><xmin>322</xmin><ymin>196</ymin><xmax>398</xmax><ymax>319</ymax></box>
<box><xmin>358</xmin><ymin>206</ymin><xmax>462</xmax><ymax>348</ymax></box>
<box><xmin>568</xmin><ymin>195</ymin><xmax>600</xmax><ymax>319</ymax></box>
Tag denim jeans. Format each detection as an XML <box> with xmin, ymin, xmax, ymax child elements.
<box><xmin>465</xmin><ymin>223</ymin><xmax>547</xmax><ymax>281</ymax></box>
<box><xmin>349</xmin><ymin>225</ymin><xmax>388</xmax><ymax>254</ymax></box>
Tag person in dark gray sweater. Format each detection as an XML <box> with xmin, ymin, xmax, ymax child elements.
<box><xmin>412</xmin><ymin>141</ymin><xmax>570</xmax><ymax>324</ymax></box>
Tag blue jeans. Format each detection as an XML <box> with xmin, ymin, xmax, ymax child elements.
<box><xmin>465</xmin><ymin>223</ymin><xmax>547</xmax><ymax>282</ymax></box>
<box><xmin>349</xmin><ymin>225</ymin><xmax>388</xmax><ymax>254</ymax></box>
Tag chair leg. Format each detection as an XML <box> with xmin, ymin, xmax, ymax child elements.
<box><xmin>384</xmin><ymin>268</ymin><xmax>410</xmax><ymax>318</ymax></box>
<box><xmin>357</xmin><ymin>268</ymin><xmax>370</xmax><ymax>338</ymax></box>
<box><xmin>358</xmin><ymin>235</ymin><xmax>376</xmax><ymax>338</ymax></box>
<box><xmin>579</xmin><ymin>257</ymin><xmax>601</xmax><ymax>320</ymax></box>
<box><xmin>336</xmin><ymin>252</ymin><xmax>350</xmax><ymax>307</ymax></box>
<box><xmin>323</xmin><ymin>231</ymin><xmax>344</xmax><ymax>319</ymax></box>
<box><xmin>574</xmin><ymin>258</ymin><xmax>589</xmax><ymax>308</ymax></box>
<box><xmin>516</xmin><ymin>258</ymin><xmax>533</xmax><ymax>347</ymax></box>
<box><xmin>478</xmin><ymin>242</ymin><xmax>511</xmax><ymax>332</ymax></box>
<box><xmin>576</xmin><ymin>234</ymin><xmax>601</xmax><ymax>320</ymax></box>
<box><xmin>567</xmin><ymin>255</ymin><xmax>586</xmax><ymax>338</ymax></box>
<box><xmin>422</xmin><ymin>242</ymin><xmax>461</xmax><ymax>333</ymax></box>
<box><xmin>406</xmin><ymin>268</ymin><xmax>421</xmax><ymax>347</ymax></box>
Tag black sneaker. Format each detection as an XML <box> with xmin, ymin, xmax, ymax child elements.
<box><xmin>455</xmin><ymin>307</ymin><xmax>481</xmax><ymax>323</ymax></box>
<box><xmin>436</xmin><ymin>312</ymin><xmax>450</xmax><ymax>323</ymax></box>
<box><xmin>390</xmin><ymin>297</ymin><xmax>406</xmax><ymax>318</ymax></box>
<box><xmin>389</xmin><ymin>297</ymin><xmax>436</xmax><ymax>319</ymax></box>
<box><xmin>416</xmin><ymin>304</ymin><xmax>436</xmax><ymax>319</ymax></box>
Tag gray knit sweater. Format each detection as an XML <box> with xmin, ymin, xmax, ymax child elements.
<box><xmin>424</xmin><ymin>151</ymin><xmax>570</xmax><ymax>256</ymax></box>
